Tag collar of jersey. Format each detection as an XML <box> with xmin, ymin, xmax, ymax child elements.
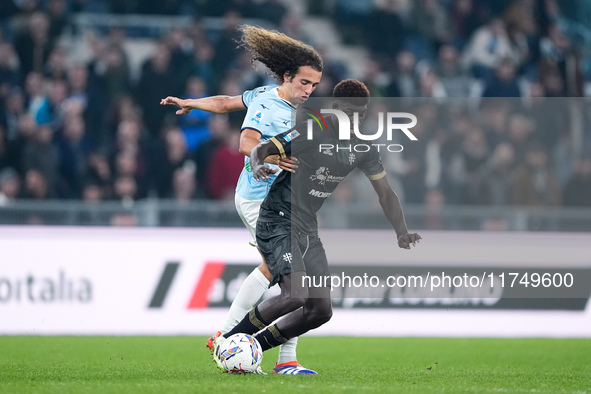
<box><xmin>272</xmin><ymin>87</ymin><xmax>297</xmax><ymax>109</ymax></box>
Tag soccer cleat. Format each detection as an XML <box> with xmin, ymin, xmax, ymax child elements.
<box><xmin>206</xmin><ymin>331</ymin><xmax>222</xmax><ymax>353</ymax></box>
<box><xmin>272</xmin><ymin>361</ymin><xmax>318</xmax><ymax>375</ymax></box>
<box><xmin>212</xmin><ymin>334</ymin><xmax>227</xmax><ymax>372</ymax></box>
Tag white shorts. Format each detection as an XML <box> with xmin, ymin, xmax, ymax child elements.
<box><xmin>234</xmin><ymin>193</ymin><xmax>264</xmax><ymax>241</ymax></box>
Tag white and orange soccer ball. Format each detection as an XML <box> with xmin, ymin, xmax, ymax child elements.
<box><xmin>218</xmin><ymin>333</ymin><xmax>263</xmax><ymax>374</ymax></box>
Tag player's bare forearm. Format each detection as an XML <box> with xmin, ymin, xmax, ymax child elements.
<box><xmin>160</xmin><ymin>95</ymin><xmax>244</xmax><ymax>114</ymax></box>
<box><xmin>251</xmin><ymin>141</ymin><xmax>279</xmax><ymax>181</ymax></box>
<box><xmin>378</xmin><ymin>186</ymin><xmax>408</xmax><ymax>237</ymax></box>
<box><xmin>370</xmin><ymin>176</ymin><xmax>421</xmax><ymax>249</ymax></box>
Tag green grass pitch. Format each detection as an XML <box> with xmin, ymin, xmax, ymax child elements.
<box><xmin>1</xmin><ymin>336</ymin><xmax>590</xmax><ymax>393</ymax></box>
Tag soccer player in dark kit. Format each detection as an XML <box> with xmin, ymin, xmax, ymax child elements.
<box><xmin>214</xmin><ymin>80</ymin><xmax>421</xmax><ymax>371</ymax></box>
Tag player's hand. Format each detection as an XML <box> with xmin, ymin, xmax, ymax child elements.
<box><xmin>278</xmin><ymin>156</ymin><xmax>299</xmax><ymax>173</ymax></box>
<box><xmin>398</xmin><ymin>233</ymin><xmax>421</xmax><ymax>250</ymax></box>
<box><xmin>252</xmin><ymin>163</ymin><xmax>279</xmax><ymax>181</ymax></box>
<box><xmin>160</xmin><ymin>96</ymin><xmax>191</xmax><ymax>115</ymax></box>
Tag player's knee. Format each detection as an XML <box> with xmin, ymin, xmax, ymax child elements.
<box><xmin>309</xmin><ymin>302</ymin><xmax>332</xmax><ymax>328</ymax></box>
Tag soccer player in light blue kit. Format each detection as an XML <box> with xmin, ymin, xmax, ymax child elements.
<box><xmin>161</xmin><ymin>25</ymin><xmax>322</xmax><ymax>374</ymax></box>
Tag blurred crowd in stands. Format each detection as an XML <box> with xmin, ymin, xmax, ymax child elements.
<box><xmin>0</xmin><ymin>0</ymin><xmax>590</xmax><ymax>210</ymax></box>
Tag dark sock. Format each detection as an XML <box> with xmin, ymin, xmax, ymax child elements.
<box><xmin>225</xmin><ymin>307</ymin><xmax>267</xmax><ymax>337</ymax></box>
<box><xmin>255</xmin><ymin>324</ymin><xmax>288</xmax><ymax>351</ymax></box>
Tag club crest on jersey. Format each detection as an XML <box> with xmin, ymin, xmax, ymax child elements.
<box><xmin>348</xmin><ymin>153</ymin><xmax>356</xmax><ymax>165</ymax></box>
<box><xmin>252</xmin><ymin>111</ymin><xmax>264</xmax><ymax>124</ymax></box>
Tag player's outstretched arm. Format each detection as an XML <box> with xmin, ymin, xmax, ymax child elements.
<box><xmin>370</xmin><ymin>175</ymin><xmax>421</xmax><ymax>249</ymax></box>
<box><xmin>250</xmin><ymin>140</ymin><xmax>281</xmax><ymax>181</ymax></box>
<box><xmin>160</xmin><ymin>95</ymin><xmax>245</xmax><ymax>115</ymax></box>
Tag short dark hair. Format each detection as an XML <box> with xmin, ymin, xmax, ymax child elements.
<box><xmin>238</xmin><ymin>25</ymin><xmax>323</xmax><ymax>83</ymax></box>
<box><xmin>333</xmin><ymin>79</ymin><xmax>370</xmax><ymax>106</ymax></box>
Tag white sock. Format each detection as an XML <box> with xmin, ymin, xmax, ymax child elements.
<box><xmin>220</xmin><ymin>268</ymin><xmax>270</xmax><ymax>334</ymax></box>
<box><xmin>277</xmin><ymin>337</ymin><xmax>298</xmax><ymax>364</ymax></box>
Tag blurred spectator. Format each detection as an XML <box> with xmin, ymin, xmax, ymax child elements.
<box><xmin>462</xmin><ymin>18</ymin><xmax>520</xmax><ymax>79</ymax></box>
<box><xmin>482</xmin><ymin>58</ymin><xmax>522</xmax><ymax>97</ymax></box>
<box><xmin>423</xmin><ymin>188</ymin><xmax>445</xmax><ymax>229</ymax></box>
<box><xmin>111</xmin><ymin>118</ymin><xmax>150</xmax><ymax>197</ymax></box>
<box><xmin>136</xmin><ymin>41</ymin><xmax>181</xmax><ymax>137</ymax></box>
<box><xmin>112</xmin><ymin>175</ymin><xmax>138</xmax><ymax>205</ymax></box>
<box><xmin>417</xmin><ymin>65</ymin><xmax>447</xmax><ymax>98</ymax></box>
<box><xmin>43</xmin><ymin>47</ymin><xmax>69</xmax><ymax>82</ymax></box>
<box><xmin>366</xmin><ymin>0</ymin><xmax>406</xmax><ymax>60</ymax></box>
<box><xmin>56</xmin><ymin>115</ymin><xmax>91</xmax><ymax>198</ymax></box>
<box><xmin>362</xmin><ymin>60</ymin><xmax>388</xmax><ymax>97</ymax></box>
<box><xmin>206</xmin><ymin>123</ymin><xmax>243</xmax><ymax>201</ymax></box>
<box><xmin>67</xmin><ymin>63</ymin><xmax>107</xmax><ymax>148</ymax></box>
<box><xmin>14</xmin><ymin>12</ymin><xmax>54</xmax><ymax>79</ymax></box>
<box><xmin>0</xmin><ymin>43</ymin><xmax>20</xmax><ymax>100</ymax></box>
<box><xmin>193</xmin><ymin>114</ymin><xmax>232</xmax><ymax>199</ymax></box>
<box><xmin>86</xmin><ymin>152</ymin><xmax>113</xmax><ymax>199</ymax></box>
<box><xmin>166</xmin><ymin>27</ymin><xmax>193</xmax><ymax>86</ymax></box>
<box><xmin>96</xmin><ymin>45</ymin><xmax>131</xmax><ymax>102</ymax></box>
<box><xmin>1</xmin><ymin>87</ymin><xmax>27</xmax><ymax>142</ymax></box>
<box><xmin>47</xmin><ymin>79</ymin><xmax>69</xmax><ymax>131</ymax></box>
<box><xmin>477</xmin><ymin>142</ymin><xmax>516</xmax><ymax>205</ymax></box>
<box><xmin>459</xmin><ymin>125</ymin><xmax>490</xmax><ymax>204</ymax></box>
<box><xmin>22</xmin><ymin>124</ymin><xmax>59</xmax><ymax>194</ymax></box>
<box><xmin>154</xmin><ymin>126</ymin><xmax>192</xmax><ymax>198</ymax></box>
<box><xmin>563</xmin><ymin>157</ymin><xmax>591</xmax><ymax>207</ymax></box>
<box><xmin>191</xmin><ymin>41</ymin><xmax>216</xmax><ymax>93</ymax></box>
<box><xmin>506</xmin><ymin>112</ymin><xmax>536</xmax><ymax>164</ymax></box>
<box><xmin>23</xmin><ymin>168</ymin><xmax>52</xmax><ymax>199</ymax></box>
<box><xmin>0</xmin><ymin>167</ymin><xmax>21</xmax><ymax>205</ymax></box>
<box><xmin>334</xmin><ymin>0</ymin><xmax>374</xmax><ymax>45</ymax></box>
<box><xmin>212</xmin><ymin>11</ymin><xmax>243</xmax><ymax>79</ymax></box>
<box><xmin>435</xmin><ymin>44</ymin><xmax>476</xmax><ymax>97</ymax></box>
<box><xmin>172</xmin><ymin>165</ymin><xmax>198</xmax><ymax>202</ymax></box>
<box><xmin>177</xmin><ymin>76</ymin><xmax>213</xmax><ymax>151</ymax></box>
<box><xmin>46</xmin><ymin>0</ymin><xmax>69</xmax><ymax>40</ymax></box>
<box><xmin>385</xmin><ymin>51</ymin><xmax>418</xmax><ymax>97</ymax></box>
<box><xmin>450</xmin><ymin>0</ymin><xmax>482</xmax><ymax>48</ymax></box>
<box><xmin>410</xmin><ymin>0</ymin><xmax>451</xmax><ymax>52</ymax></box>
<box><xmin>24</xmin><ymin>71</ymin><xmax>51</xmax><ymax>125</ymax></box>
<box><xmin>511</xmin><ymin>143</ymin><xmax>561</xmax><ymax>206</ymax></box>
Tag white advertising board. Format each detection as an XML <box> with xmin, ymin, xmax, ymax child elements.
<box><xmin>1</xmin><ymin>226</ymin><xmax>590</xmax><ymax>337</ymax></box>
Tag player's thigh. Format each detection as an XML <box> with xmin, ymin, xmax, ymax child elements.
<box><xmin>302</xmin><ymin>235</ymin><xmax>330</xmax><ymax>299</ymax></box>
<box><xmin>256</xmin><ymin>220</ymin><xmax>305</xmax><ymax>287</ymax></box>
<box><xmin>234</xmin><ymin>193</ymin><xmax>263</xmax><ymax>240</ymax></box>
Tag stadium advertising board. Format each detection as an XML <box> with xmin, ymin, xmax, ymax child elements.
<box><xmin>1</xmin><ymin>227</ymin><xmax>590</xmax><ymax>337</ymax></box>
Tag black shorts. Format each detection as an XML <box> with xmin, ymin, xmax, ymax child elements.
<box><xmin>256</xmin><ymin>220</ymin><xmax>329</xmax><ymax>289</ymax></box>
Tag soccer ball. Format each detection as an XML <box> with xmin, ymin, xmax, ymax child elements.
<box><xmin>218</xmin><ymin>333</ymin><xmax>263</xmax><ymax>373</ymax></box>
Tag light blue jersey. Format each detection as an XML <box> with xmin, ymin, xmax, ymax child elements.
<box><xmin>241</xmin><ymin>85</ymin><xmax>276</xmax><ymax>107</ymax></box>
<box><xmin>236</xmin><ymin>87</ymin><xmax>295</xmax><ymax>200</ymax></box>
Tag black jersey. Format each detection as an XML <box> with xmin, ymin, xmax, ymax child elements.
<box><xmin>258</xmin><ymin>116</ymin><xmax>386</xmax><ymax>235</ymax></box>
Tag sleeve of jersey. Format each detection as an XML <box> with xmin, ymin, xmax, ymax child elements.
<box><xmin>241</xmin><ymin>102</ymin><xmax>266</xmax><ymax>135</ymax></box>
<box><xmin>269</xmin><ymin>129</ymin><xmax>300</xmax><ymax>159</ymax></box>
<box><xmin>241</xmin><ymin>85</ymin><xmax>275</xmax><ymax>108</ymax></box>
<box><xmin>360</xmin><ymin>150</ymin><xmax>387</xmax><ymax>181</ymax></box>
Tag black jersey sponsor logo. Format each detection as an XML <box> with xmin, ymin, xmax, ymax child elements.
<box><xmin>309</xmin><ymin>189</ymin><xmax>332</xmax><ymax>198</ymax></box>
<box><xmin>310</xmin><ymin>167</ymin><xmax>345</xmax><ymax>186</ymax></box>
